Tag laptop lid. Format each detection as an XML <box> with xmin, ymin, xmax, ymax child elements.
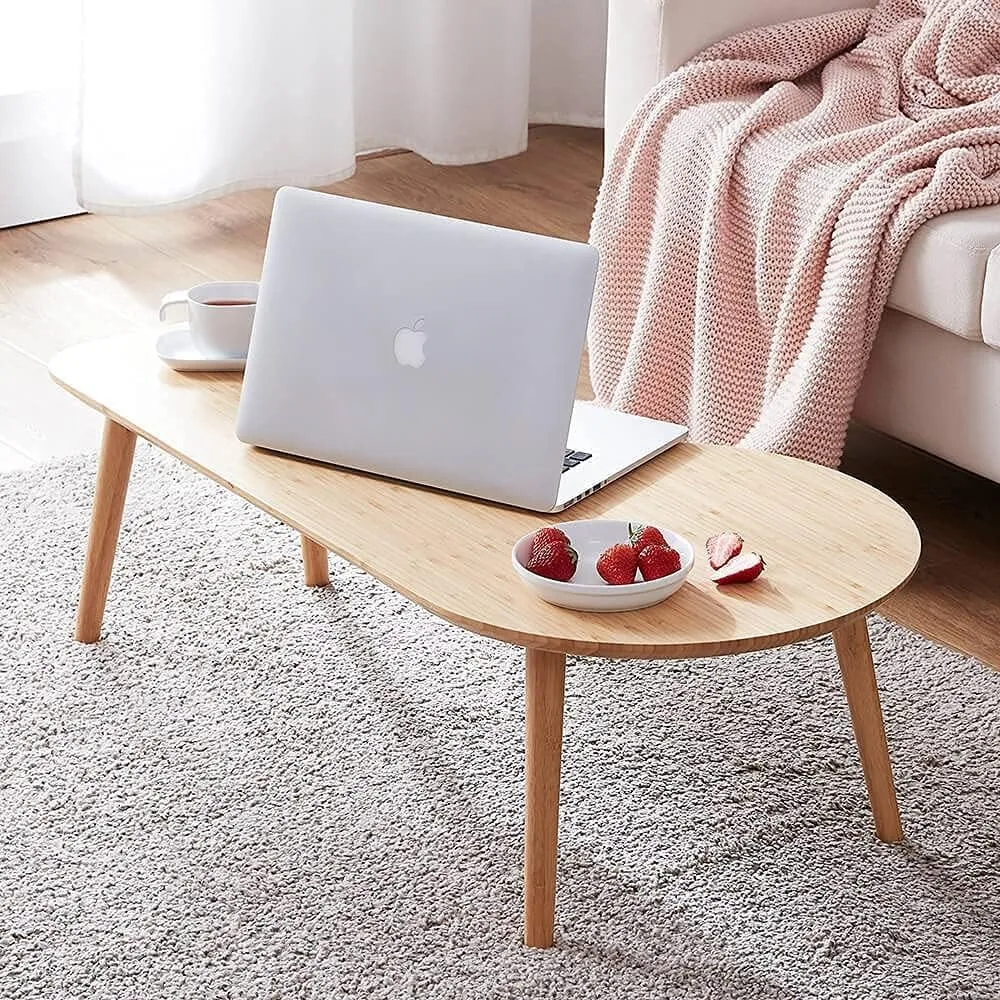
<box><xmin>236</xmin><ymin>187</ymin><xmax>599</xmax><ymax>510</ymax></box>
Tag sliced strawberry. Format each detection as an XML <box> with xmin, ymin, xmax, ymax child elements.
<box><xmin>530</xmin><ymin>526</ymin><xmax>570</xmax><ymax>556</ymax></box>
<box><xmin>596</xmin><ymin>543</ymin><xmax>638</xmax><ymax>585</ymax></box>
<box><xmin>711</xmin><ymin>551</ymin><xmax>764</xmax><ymax>584</ymax></box>
<box><xmin>629</xmin><ymin>523</ymin><xmax>666</xmax><ymax>551</ymax></box>
<box><xmin>526</xmin><ymin>540</ymin><xmax>578</xmax><ymax>582</ymax></box>
<box><xmin>637</xmin><ymin>543</ymin><xmax>682</xmax><ymax>581</ymax></box>
<box><xmin>706</xmin><ymin>531</ymin><xmax>743</xmax><ymax>570</ymax></box>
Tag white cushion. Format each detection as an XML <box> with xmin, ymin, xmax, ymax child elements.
<box><xmin>889</xmin><ymin>207</ymin><xmax>1000</xmax><ymax>344</ymax></box>
<box><xmin>856</xmin><ymin>309</ymin><xmax>1000</xmax><ymax>481</ymax></box>
<box><xmin>983</xmin><ymin>246</ymin><xmax>1000</xmax><ymax>348</ymax></box>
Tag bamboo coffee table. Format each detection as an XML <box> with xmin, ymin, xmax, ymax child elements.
<box><xmin>51</xmin><ymin>335</ymin><xmax>921</xmax><ymax>949</ymax></box>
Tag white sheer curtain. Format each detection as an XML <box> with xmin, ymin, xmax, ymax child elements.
<box><xmin>76</xmin><ymin>0</ymin><xmax>607</xmax><ymax>213</ymax></box>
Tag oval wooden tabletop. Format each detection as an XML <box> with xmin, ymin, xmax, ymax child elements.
<box><xmin>51</xmin><ymin>335</ymin><xmax>921</xmax><ymax>659</ymax></box>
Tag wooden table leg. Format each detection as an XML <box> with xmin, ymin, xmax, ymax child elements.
<box><xmin>300</xmin><ymin>535</ymin><xmax>329</xmax><ymax>587</ymax></box>
<box><xmin>832</xmin><ymin>616</ymin><xmax>903</xmax><ymax>843</ymax></box>
<box><xmin>75</xmin><ymin>419</ymin><xmax>137</xmax><ymax>643</ymax></box>
<box><xmin>524</xmin><ymin>647</ymin><xmax>566</xmax><ymax>948</ymax></box>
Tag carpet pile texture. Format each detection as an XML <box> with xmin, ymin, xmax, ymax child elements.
<box><xmin>2</xmin><ymin>448</ymin><xmax>999</xmax><ymax>999</ymax></box>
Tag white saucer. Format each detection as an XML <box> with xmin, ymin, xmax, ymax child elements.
<box><xmin>156</xmin><ymin>324</ymin><xmax>247</xmax><ymax>372</ymax></box>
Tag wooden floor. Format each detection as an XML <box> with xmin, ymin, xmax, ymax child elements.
<box><xmin>2</xmin><ymin>125</ymin><xmax>998</xmax><ymax>669</ymax></box>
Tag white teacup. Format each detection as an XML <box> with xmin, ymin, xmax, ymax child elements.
<box><xmin>159</xmin><ymin>281</ymin><xmax>259</xmax><ymax>359</ymax></box>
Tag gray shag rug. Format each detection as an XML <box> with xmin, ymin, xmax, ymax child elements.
<box><xmin>2</xmin><ymin>446</ymin><xmax>1000</xmax><ymax>1000</ymax></box>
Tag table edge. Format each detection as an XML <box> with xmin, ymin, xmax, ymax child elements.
<box><xmin>50</xmin><ymin>358</ymin><xmax>922</xmax><ymax>660</ymax></box>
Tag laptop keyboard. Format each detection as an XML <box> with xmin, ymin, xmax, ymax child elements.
<box><xmin>562</xmin><ymin>449</ymin><xmax>593</xmax><ymax>474</ymax></box>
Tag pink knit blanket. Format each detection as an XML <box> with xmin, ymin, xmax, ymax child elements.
<box><xmin>588</xmin><ymin>0</ymin><xmax>1000</xmax><ymax>465</ymax></box>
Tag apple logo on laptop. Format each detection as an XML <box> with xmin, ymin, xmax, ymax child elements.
<box><xmin>394</xmin><ymin>319</ymin><xmax>427</xmax><ymax>368</ymax></box>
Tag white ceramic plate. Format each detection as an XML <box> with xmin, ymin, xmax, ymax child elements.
<box><xmin>511</xmin><ymin>519</ymin><xmax>695</xmax><ymax>612</ymax></box>
<box><xmin>156</xmin><ymin>324</ymin><xmax>247</xmax><ymax>372</ymax></box>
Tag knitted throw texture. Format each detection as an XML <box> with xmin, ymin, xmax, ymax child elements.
<box><xmin>587</xmin><ymin>0</ymin><xmax>1000</xmax><ymax>466</ymax></box>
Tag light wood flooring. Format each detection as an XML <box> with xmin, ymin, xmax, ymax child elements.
<box><xmin>2</xmin><ymin>125</ymin><xmax>998</xmax><ymax>669</ymax></box>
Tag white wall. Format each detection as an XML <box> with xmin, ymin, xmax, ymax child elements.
<box><xmin>530</xmin><ymin>0</ymin><xmax>608</xmax><ymax>126</ymax></box>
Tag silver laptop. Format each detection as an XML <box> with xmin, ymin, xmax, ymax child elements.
<box><xmin>236</xmin><ymin>187</ymin><xmax>687</xmax><ymax>512</ymax></box>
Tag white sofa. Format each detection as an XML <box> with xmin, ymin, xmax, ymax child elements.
<box><xmin>604</xmin><ymin>0</ymin><xmax>1000</xmax><ymax>482</ymax></box>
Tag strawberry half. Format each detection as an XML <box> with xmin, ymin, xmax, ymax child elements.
<box><xmin>526</xmin><ymin>540</ymin><xmax>578</xmax><ymax>582</ymax></box>
<box><xmin>637</xmin><ymin>543</ymin><xmax>682</xmax><ymax>581</ymax></box>
<box><xmin>629</xmin><ymin>523</ymin><xmax>666</xmax><ymax>551</ymax></box>
<box><xmin>711</xmin><ymin>551</ymin><xmax>764</xmax><ymax>584</ymax></box>
<box><xmin>706</xmin><ymin>531</ymin><xmax>743</xmax><ymax>570</ymax></box>
<box><xmin>530</xmin><ymin>526</ymin><xmax>570</xmax><ymax>556</ymax></box>
<box><xmin>596</xmin><ymin>543</ymin><xmax>639</xmax><ymax>585</ymax></box>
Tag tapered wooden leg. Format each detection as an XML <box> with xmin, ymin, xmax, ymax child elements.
<box><xmin>524</xmin><ymin>647</ymin><xmax>566</xmax><ymax>948</ymax></box>
<box><xmin>300</xmin><ymin>535</ymin><xmax>329</xmax><ymax>587</ymax></box>
<box><xmin>75</xmin><ymin>419</ymin><xmax>137</xmax><ymax>643</ymax></box>
<box><xmin>833</xmin><ymin>616</ymin><xmax>903</xmax><ymax>843</ymax></box>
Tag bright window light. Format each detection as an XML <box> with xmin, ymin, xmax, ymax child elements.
<box><xmin>0</xmin><ymin>0</ymin><xmax>80</xmax><ymax>96</ymax></box>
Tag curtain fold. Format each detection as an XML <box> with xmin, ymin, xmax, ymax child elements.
<box><xmin>76</xmin><ymin>0</ymin><xmax>607</xmax><ymax>213</ymax></box>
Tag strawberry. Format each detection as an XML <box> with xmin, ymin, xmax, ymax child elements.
<box><xmin>596</xmin><ymin>543</ymin><xmax>638</xmax><ymax>585</ymax></box>
<box><xmin>629</xmin><ymin>523</ymin><xmax>666</xmax><ymax>551</ymax></box>
<box><xmin>637</xmin><ymin>543</ymin><xmax>682</xmax><ymax>581</ymax></box>
<box><xmin>530</xmin><ymin>526</ymin><xmax>571</xmax><ymax>556</ymax></box>
<box><xmin>711</xmin><ymin>551</ymin><xmax>764</xmax><ymax>584</ymax></box>
<box><xmin>706</xmin><ymin>531</ymin><xmax>743</xmax><ymax>570</ymax></box>
<box><xmin>526</xmin><ymin>540</ymin><xmax>578</xmax><ymax>582</ymax></box>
